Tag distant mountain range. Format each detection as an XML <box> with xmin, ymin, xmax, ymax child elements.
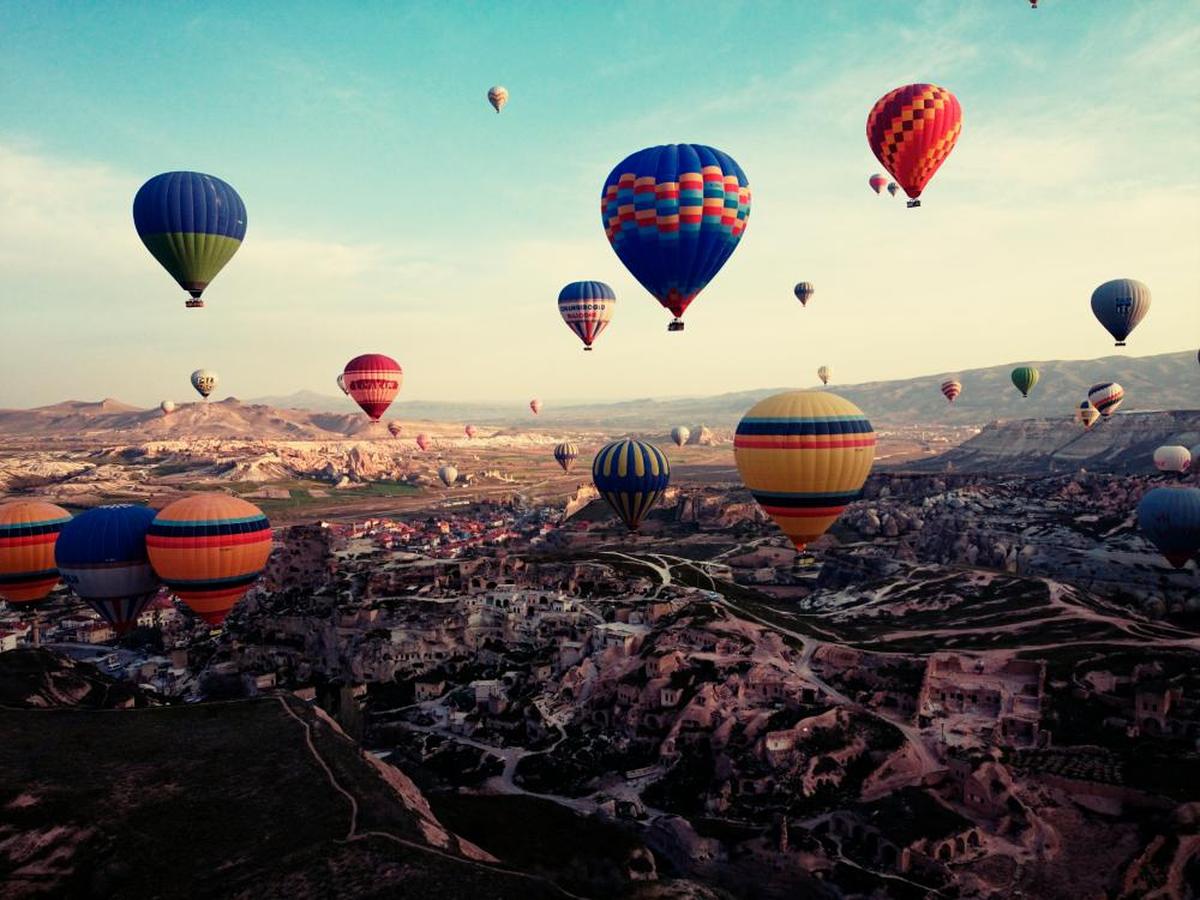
<box><xmin>3</xmin><ymin>351</ymin><xmax>1194</xmax><ymax>442</ymax></box>
<box><xmin>253</xmin><ymin>350</ymin><xmax>1198</xmax><ymax>428</ymax></box>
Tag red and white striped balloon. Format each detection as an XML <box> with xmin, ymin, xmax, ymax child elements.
<box><xmin>940</xmin><ymin>379</ymin><xmax>962</xmax><ymax>404</ymax></box>
<box><xmin>342</xmin><ymin>354</ymin><xmax>403</xmax><ymax>422</ymax></box>
<box><xmin>1087</xmin><ymin>382</ymin><xmax>1124</xmax><ymax>418</ymax></box>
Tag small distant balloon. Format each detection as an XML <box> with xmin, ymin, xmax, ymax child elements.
<box><xmin>794</xmin><ymin>282</ymin><xmax>815</xmax><ymax>307</ymax></box>
<box><xmin>817</xmin><ymin>366</ymin><xmax>831</xmax><ymax>386</ymax></box>
<box><xmin>554</xmin><ymin>442</ymin><xmax>578</xmax><ymax>472</ymax></box>
<box><xmin>887</xmin><ymin>181</ymin><xmax>899</xmax><ymax>197</ymax></box>
<box><xmin>465</xmin><ymin>425</ymin><xmax>477</xmax><ymax>440</ymax></box>
<box><xmin>868</xmin><ymin>174</ymin><xmax>887</xmax><ymax>194</ymax></box>
<box><xmin>438</xmin><ymin>465</ymin><xmax>458</xmax><ymax>487</ymax></box>
<box><xmin>416</xmin><ymin>433</ymin><xmax>430</xmax><ymax>451</ymax></box>
<box><xmin>388</xmin><ymin>421</ymin><xmax>402</xmax><ymax>439</ymax></box>
<box><xmin>191</xmin><ymin>369</ymin><xmax>217</xmax><ymax>400</ymax></box>
<box><xmin>530</xmin><ymin>399</ymin><xmax>542</xmax><ymax>415</ymax></box>
<box><xmin>671</xmin><ymin>426</ymin><xmax>690</xmax><ymax>448</ymax></box>
<box><xmin>1154</xmin><ymin>446</ymin><xmax>1192</xmax><ymax>475</ymax></box>
<box><xmin>940</xmin><ymin>380</ymin><xmax>962</xmax><ymax>404</ymax></box>
<box><xmin>160</xmin><ymin>400</ymin><xmax>175</xmax><ymax>416</ymax></box>
<box><xmin>1011</xmin><ymin>366</ymin><xmax>1039</xmax><ymax>398</ymax></box>
<box><xmin>1137</xmin><ymin>487</ymin><xmax>1200</xmax><ymax>569</ymax></box>
<box><xmin>1076</xmin><ymin>401</ymin><xmax>1099</xmax><ymax>430</ymax></box>
<box><xmin>1091</xmin><ymin>279</ymin><xmax>1150</xmax><ymax>347</ymax></box>
<box><xmin>336</xmin><ymin>373</ymin><xmax>348</xmax><ymax>396</ymax></box>
<box><xmin>487</xmin><ymin>85</ymin><xmax>508</xmax><ymax>113</ymax></box>
<box><xmin>1088</xmin><ymin>382</ymin><xmax>1124</xmax><ymax>418</ymax></box>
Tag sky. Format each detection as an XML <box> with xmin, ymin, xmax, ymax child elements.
<box><xmin>1</xmin><ymin>0</ymin><xmax>1198</xmax><ymax>409</ymax></box>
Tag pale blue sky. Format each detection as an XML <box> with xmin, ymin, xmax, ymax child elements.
<box><xmin>1</xmin><ymin>0</ymin><xmax>1197</xmax><ymax>408</ymax></box>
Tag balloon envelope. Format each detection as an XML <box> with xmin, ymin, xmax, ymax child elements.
<box><xmin>1076</xmin><ymin>402</ymin><xmax>1100</xmax><ymax>429</ymax></box>
<box><xmin>191</xmin><ymin>369</ymin><xmax>217</xmax><ymax>400</ymax></box>
<box><xmin>147</xmin><ymin>495</ymin><xmax>271</xmax><ymax>626</ymax></box>
<box><xmin>1088</xmin><ymin>382</ymin><xmax>1124</xmax><ymax>417</ymax></box>
<box><xmin>438</xmin><ymin>465</ymin><xmax>458</xmax><ymax>487</ymax></box>
<box><xmin>1011</xmin><ymin>366</ymin><xmax>1039</xmax><ymax>398</ymax></box>
<box><xmin>388</xmin><ymin>421</ymin><xmax>402</xmax><ymax>438</ymax></box>
<box><xmin>554</xmin><ymin>442</ymin><xmax>578</xmax><ymax>472</ymax></box>
<box><xmin>558</xmin><ymin>281</ymin><xmax>616</xmax><ymax>350</ymax></box>
<box><xmin>0</xmin><ymin>500</ymin><xmax>71</xmax><ymax>604</ymax></box>
<box><xmin>794</xmin><ymin>282</ymin><xmax>814</xmax><ymax>306</ymax></box>
<box><xmin>416</xmin><ymin>433</ymin><xmax>430</xmax><ymax>451</ymax></box>
<box><xmin>1154</xmin><ymin>446</ymin><xmax>1192</xmax><ymax>474</ymax></box>
<box><xmin>160</xmin><ymin>400</ymin><xmax>175</xmax><ymax>416</ymax></box>
<box><xmin>132</xmin><ymin>172</ymin><xmax>246</xmax><ymax>307</ymax></box>
<box><xmin>55</xmin><ymin>505</ymin><xmax>160</xmax><ymax>634</ymax></box>
<box><xmin>487</xmin><ymin>85</ymin><xmax>508</xmax><ymax>113</ymax></box>
<box><xmin>602</xmin><ymin>143</ymin><xmax>750</xmax><ymax>330</ymax></box>
<box><xmin>336</xmin><ymin>373</ymin><xmax>348</xmax><ymax>396</ymax></box>
<box><xmin>671</xmin><ymin>426</ymin><xmax>690</xmax><ymax>448</ymax></box>
<box><xmin>465</xmin><ymin>425</ymin><xmax>477</xmax><ymax>439</ymax></box>
<box><xmin>940</xmin><ymin>380</ymin><xmax>962</xmax><ymax>403</ymax></box>
<box><xmin>735</xmin><ymin>391</ymin><xmax>876</xmax><ymax>551</ymax></box>
<box><xmin>1137</xmin><ymin>487</ymin><xmax>1200</xmax><ymax>568</ymax></box>
<box><xmin>817</xmin><ymin>366</ymin><xmax>831</xmax><ymax>386</ymax></box>
<box><xmin>343</xmin><ymin>354</ymin><xmax>403</xmax><ymax>421</ymax></box>
<box><xmin>592</xmin><ymin>439</ymin><xmax>671</xmax><ymax>531</ymax></box>
<box><xmin>867</xmin><ymin>84</ymin><xmax>962</xmax><ymax>203</ymax></box>
<box><xmin>868</xmin><ymin>174</ymin><xmax>887</xmax><ymax>194</ymax></box>
<box><xmin>530</xmin><ymin>399</ymin><xmax>542</xmax><ymax>415</ymax></box>
<box><xmin>887</xmin><ymin>181</ymin><xmax>899</xmax><ymax>196</ymax></box>
<box><xmin>1091</xmin><ymin>279</ymin><xmax>1150</xmax><ymax>346</ymax></box>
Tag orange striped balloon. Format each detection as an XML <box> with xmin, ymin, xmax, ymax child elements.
<box><xmin>0</xmin><ymin>500</ymin><xmax>72</xmax><ymax>603</ymax></box>
<box><xmin>146</xmin><ymin>494</ymin><xmax>272</xmax><ymax>625</ymax></box>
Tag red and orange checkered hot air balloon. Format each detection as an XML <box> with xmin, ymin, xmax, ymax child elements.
<box><xmin>867</xmin><ymin>83</ymin><xmax>962</xmax><ymax>208</ymax></box>
<box><xmin>146</xmin><ymin>494</ymin><xmax>272</xmax><ymax>626</ymax></box>
<box><xmin>0</xmin><ymin>500</ymin><xmax>72</xmax><ymax>604</ymax></box>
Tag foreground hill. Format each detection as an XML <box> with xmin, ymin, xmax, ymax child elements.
<box><xmin>901</xmin><ymin>409</ymin><xmax>1200</xmax><ymax>474</ymax></box>
<box><xmin>0</xmin><ymin>651</ymin><xmax>568</xmax><ymax>899</ymax></box>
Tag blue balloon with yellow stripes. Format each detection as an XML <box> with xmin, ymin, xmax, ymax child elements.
<box><xmin>133</xmin><ymin>171</ymin><xmax>247</xmax><ymax>308</ymax></box>
<box><xmin>591</xmin><ymin>439</ymin><xmax>671</xmax><ymax>531</ymax></box>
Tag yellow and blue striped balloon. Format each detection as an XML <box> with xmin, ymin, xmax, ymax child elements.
<box><xmin>591</xmin><ymin>439</ymin><xmax>671</xmax><ymax>531</ymax></box>
<box><xmin>735</xmin><ymin>391</ymin><xmax>876</xmax><ymax>551</ymax></box>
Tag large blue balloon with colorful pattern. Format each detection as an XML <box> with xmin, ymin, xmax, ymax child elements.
<box><xmin>133</xmin><ymin>171</ymin><xmax>247</xmax><ymax>308</ymax></box>
<box><xmin>601</xmin><ymin>144</ymin><xmax>750</xmax><ymax>332</ymax></box>
<box><xmin>592</xmin><ymin>439</ymin><xmax>671</xmax><ymax>531</ymax></box>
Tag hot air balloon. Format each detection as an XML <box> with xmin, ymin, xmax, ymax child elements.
<box><xmin>132</xmin><ymin>172</ymin><xmax>246</xmax><ymax>308</ymax></box>
<box><xmin>1137</xmin><ymin>487</ymin><xmax>1200</xmax><ymax>568</ymax></box>
<box><xmin>602</xmin><ymin>143</ymin><xmax>751</xmax><ymax>332</ymax></box>
<box><xmin>1029</xmin><ymin>1</ymin><xmax>1038</xmax><ymax>8</ymax></box>
<box><xmin>336</xmin><ymin>373</ymin><xmax>348</xmax><ymax>396</ymax></box>
<box><xmin>1154</xmin><ymin>446</ymin><xmax>1192</xmax><ymax>475</ymax></box>
<box><xmin>530</xmin><ymin>399</ymin><xmax>542</xmax><ymax>415</ymax></box>
<box><xmin>1088</xmin><ymin>382</ymin><xmax>1124</xmax><ymax>417</ymax></box>
<box><xmin>1091</xmin><ymin>279</ymin><xmax>1151</xmax><ymax>347</ymax></box>
<box><xmin>191</xmin><ymin>369</ymin><xmax>217</xmax><ymax>400</ymax></box>
<box><xmin>940</xmin><ymin>380</ymin><xmax>962</xmax><ymax>403</ymax></box>
<box><xmin>1011</xmin><ymin>366</ymin><xmax>1039</xmax><ymax>398</ymax></box>
<box><xmin>554</xmin><ymin>442</ymin><xmax>578</xmax><ymax>472</ymax></box>
<box><xmin>867</xmin><ymin>84</ymin><xmax>962</xmax><ymax>208</ymax></box>
<box><xmin>55</xmin><ymin>505</ymin><xmax>160</xmax><ymax>635</ymax></box>
<box><xmin>671</xmin><ymin>426</ymin><xmax>691</xmax><ymax>448</ymax></box>
<box><xmin>868</xmin><ymin>174</ymin><xmax>887</xmax><ymax>194</ymax></box>
<box><xmin>465</xmin><ymin>425</ymin><xmax>477</xmax><ymax>439</ymax></box>
<box><xmin>887</xmin><ymin>181</ymin><xmax>899</xmax><ymax>197</ymax></box>
<box><xmin>487</xmin><ymin>86</ymin><xmax>508</xmax><ymax>113</ymax></box>
<box><xmin>1076</xmin><ymin>401</ymin><xmax>1100</xmax><ymax>429</ymax></box>
<box><xmin>388</xmin><ymin>421</ymin><xmax>403</xmax><ymax>438</ymax></box>
<box><xmin>0</xmin><ymin>500</ymin><xmax>71</xmax><ymax>605</ymax></box>
<box><xmin>794</xmin><ymin>282</ymin><xmax>815</xmax><ymax>307</ymax></box>
<box><xmin>592</xmin><ymin>439</ymin><xmax>671</xmax><ymax>531</ymax></box>
<box><xmin>558</xmin><ymin>281</ymin><xmax>616</xmax><ymax>351</ymax></box>
<box><xmin>416</xmin><ymin>433</ymin><xmax>431</xmax><ymax>451</ymax></box>
<box><xmin>817</xmin><ymin>366</ymin><xmax>831</xmax><ymax>386</ymax></box>
<box><xmin>734</xmin><ymin>391</ymin><xmax>876</xmax><ymax>552</ymax></box>
<box><xmin>160</xmin><ymin>400</ymin><xmax>175</xmax><ymax>416</ymax></box>
<box><xmin>342</xmin><ymin>354</ymin><xmax>403</xmax><ymax>422</ymax></box>
<box><xmin>438</xmin><ymin>465</ymin><xmax>458</xmax><ymax>487</ymax></box>
<box><xmin>146</xmin><ymin>494</ymin><xmax>271</xmax><ymax>626</ymax></box>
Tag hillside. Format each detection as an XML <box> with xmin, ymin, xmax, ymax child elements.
<box><xmin>0</xmin><ymin>654</ymin><xmax>567</xmax><ymax>899</ymax></box>
<box><xmin>901</xmin><ymin>409</ymin><xmax>1200</xmax><ymax>475</ymax></box>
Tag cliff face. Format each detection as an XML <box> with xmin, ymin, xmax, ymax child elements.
<box><xmin>904</xmin><ymin>410</ymin><xmax>1200</xmax><ymax>475</ymax></box>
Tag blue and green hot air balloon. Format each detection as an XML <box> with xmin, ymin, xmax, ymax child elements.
<box><xmin>601</xmin><ymin>144</ymin><xmax>750</xmax><ymax>332</ymax></box>
<box><xmin>592</xmin><ymin>439</ymin><xmax>671</xmax><ymax>531</ymax></box>
<box><xmin>133</xmin><ymin>172</ymin><xmax>247</xmax><ymax>308</ymax></box>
